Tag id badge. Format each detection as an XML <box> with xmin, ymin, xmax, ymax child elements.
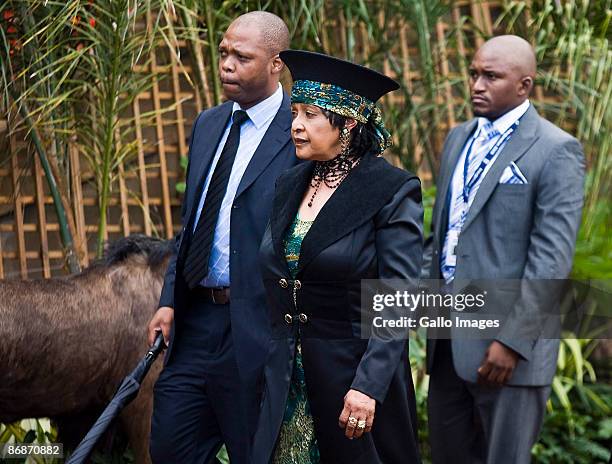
<box><xmin>446</xmin><ymin>229</ymin><xmax>459</xmax><ymax>267</ymax></box>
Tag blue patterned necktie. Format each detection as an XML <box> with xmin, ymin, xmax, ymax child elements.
<box><xmin>465</xmin><ymin>122</ymin><xmax>500</xmax><ymax>191</ymax></box>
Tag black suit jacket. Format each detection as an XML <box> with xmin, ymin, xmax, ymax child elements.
<box><xmin>158</xmin><ymin>92</ymin><xmax>299</xmax><ymax>385</ymax></box>
<box><xmin>253</xmin><ymin>154</ymin><xmax>423</xmax><ymax>463</ymax></box>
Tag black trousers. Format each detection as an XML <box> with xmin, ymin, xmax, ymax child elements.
<box><xmin>150</xmin><ymin>296</ymin><xmax>250</xmax><ymax>464</ymax></box>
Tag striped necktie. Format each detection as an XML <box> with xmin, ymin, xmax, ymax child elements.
<box><xmin>464</xmin><ymin>122</ymin><xmax>500</xmax><ymax>193</ymax></box>
<box><xmin>183</xmin><ymin>110</ymin><xmax>250</xmax><ymax>289</ymax></box>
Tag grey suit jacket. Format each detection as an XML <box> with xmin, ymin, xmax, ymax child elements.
<box><xmin>426</xmin><ymin>105</ymin><xmax>585</xmax><ymax>386</ymax></box>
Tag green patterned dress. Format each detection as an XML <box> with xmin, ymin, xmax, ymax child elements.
<box><xmin>272</xmin><ymin>214</ymin><xmax>321</xmax><ymax>464</ymax></box>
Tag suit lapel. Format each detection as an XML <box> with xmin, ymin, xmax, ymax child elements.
<box><xmin>270</xmin><ymin>162</ymin><xmax>313</xmax><ymax>268</ymax></box>
<box><xmin>460</xmin><ymin>105</ymin><xmax>539</xmax><ymax>232</ymax></box>
<box><xmin>235</xmin><ymin>93</ymin><xmax>292</xmax><ymax>199</ymax></box>
<box><xmin>184</xmin><ymin>103</ymin><xmax>233</xmax><ymax>226</ymax></box>
<box><xmin>296</xmin><ymin>155</ymin><xmax>411</xmax><ymax>274</ymax></box>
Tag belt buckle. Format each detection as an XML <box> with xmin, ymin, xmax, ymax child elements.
<box><xmin>210</xmin><ymin>287</ymin><xmax>227</xmax><ymax>304</ymax></box>
<box><xmin>211</xmin><ymin>287</ymin><xmax>220</xmax><ymax>304</ymax></box>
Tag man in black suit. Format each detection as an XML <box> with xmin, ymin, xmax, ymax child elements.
<box><xmin>147</xmin><ymin>11</ymin><xmax>296</xmax><ymax>463</ymax></box>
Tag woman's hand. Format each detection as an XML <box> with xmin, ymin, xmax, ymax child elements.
<box><xmin>338</xmin><ymin>389</ymin><xmax>375</xmax><ymax>439</ymax></box>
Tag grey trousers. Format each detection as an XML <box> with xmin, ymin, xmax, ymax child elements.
<box><xmin>428</xmin><ymin>339</ymin><xmax>551</xmax><ymax>464</ymax></box>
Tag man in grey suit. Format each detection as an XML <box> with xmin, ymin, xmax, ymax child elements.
<box><xmin>426</xmin><ymin>35</ymin><xmax>585</xmax><ymax>463</ymax></box>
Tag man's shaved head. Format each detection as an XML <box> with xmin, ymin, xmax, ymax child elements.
<box><xmin>469</xmin><ymin>35</ymin><xmax>537</xmax><ymax>120</ymax></box>
<box><xmin>231</xmin><ymin>11</ymin><xmax>290</xmax><ymax>56</ymax></box>
<box><xmin>218</xmin><ymin>12</ymin><xmax>289</xmax><ymax>108</ymax></box>
<box><xmin>479</xmin><ymin>35</ymin><xmax>536</xmax><ymax>78</ymax></box>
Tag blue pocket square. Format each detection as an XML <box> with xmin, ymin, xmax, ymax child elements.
<box><xmin>499</xmin><ymin>162</ymin><xmax>528</xmax><ymax>184</ymax></box>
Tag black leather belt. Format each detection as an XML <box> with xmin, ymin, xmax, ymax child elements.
<box><xmin>193</xmin><ymin>286</ymin><xmax>230</xmax><ymax>304</ymax></box>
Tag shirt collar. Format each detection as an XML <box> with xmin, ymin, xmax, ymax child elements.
<box><xmin>232</xmin><ymin>83</ymin><xmax>283</xmax><ymax>130</ymax></box>
<box><xmin>477</xmin><ymin>99</ymin><xmax>530</xmax><ymax>136</ymax></box>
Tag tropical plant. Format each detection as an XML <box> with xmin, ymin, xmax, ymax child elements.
<box><xmin>496</xmin><ymin>0</ymin><xmax>611</xmax><ymax>280</ymax></box>
<box><xmin>533</xmin><ymin>398</ymin><xmax>612</xmax><ymax>464</ymax></box>
<box><xmin>67</xmin><ymin>0</ymin><xmax>175</xmax><ymax>256</ymax></box>
<box><xmin>0</xmin><ymin>0</ymin><xmax>182</xmax><ymax>258</ymax></box>
<box><xmin>1</xmin><ymin>1</ymin><xmax>85</xmax><ymax>271</ymax></box>
<box><xmin>535</xmin><ymin>365</ymin><xmax>611</xmax><ymax>464</ymax></box>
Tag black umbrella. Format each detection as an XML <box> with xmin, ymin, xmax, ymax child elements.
<box><xmin>66</xmin><ymin>332</ymin><xmax>166</xmax><ymax>464</ymax></box>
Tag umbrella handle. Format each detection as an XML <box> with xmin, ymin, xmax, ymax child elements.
<box><xmin>147</xmin><ymin>330</ymin><xmax>166</xmax><ymax>359</ymax></box>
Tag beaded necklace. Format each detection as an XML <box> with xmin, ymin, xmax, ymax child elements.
<box><xmin>307</xmin><ymin>151</ymin><xmax>360</xmax><ymax>207</ymax></box>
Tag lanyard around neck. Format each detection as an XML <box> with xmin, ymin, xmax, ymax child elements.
<box><xmin>462</xmin><ymin>120</ymin><xmax>520</xmax><ymax>203</ymax></box>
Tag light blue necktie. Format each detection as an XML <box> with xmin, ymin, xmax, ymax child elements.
<box><xmin>465</xmin><ymin>122</ymin><xmax>500</xmax><ymax>187</ymax></box>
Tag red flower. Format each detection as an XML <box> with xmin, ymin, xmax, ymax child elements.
<box><xmin>3</xmin><ymin>10</ymin><xmax>15</xmax><ymax>21</ymax></box>
<box><xmin>89</xmin><ymin>17</ymin><xmax>96</xmax><ymax>27</ymax></box>
<box><xmin>8</xmin><ymin>37</ymin><xmax>20</xmax><ymax>53</ymax></box>
<box><xmin>7</xmin><ymin>25</ymin><xmax>17</xmax><ymax>34</ymax></box>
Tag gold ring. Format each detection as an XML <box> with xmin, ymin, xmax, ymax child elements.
<box><xmin>357</xmin><ymin>420</ymin><xmax>366</xmax><ymax>429</ymax></box>
<box><xmin>347</xmin><ymin>416</ymin><xmax>358</xmax><ymax>427</ymax></box>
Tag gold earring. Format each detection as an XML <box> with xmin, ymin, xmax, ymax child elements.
<box><xmin>340</xmin><ymin>127</ymin><xmax>351</xmax><ymax>156</ymax></box>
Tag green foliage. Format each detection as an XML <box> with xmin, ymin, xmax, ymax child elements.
<box><xmin>421</xmin><ymin>185</ymin><xmax>436</xmax><ymax>237</ymax></box>
<box><xmin>534</xmin><ymin>334</ymin><xmax>611</xmax><ymax>463</ymax></box>
<box><xmin>533</xmin><ymin>385</ymin><xmax>612</xmax><ymax>464</ymax></box>
<box><xmin>0</xmin><ymin>0</ymin><xmax>182</xmax><ymax>256</ymax></box>
<box><xmin>573</xmin><ymin>193</ymin><xmax>612</xmax><ymax>279</ymax></box>
<box><xmin>497</xmin><ymin>0</ymin><xmax>611</xmax><ymax>282</ymax></box>
<box><xmin>176</xmin><ymin>154</ymin><xmax>189</xmax><ymax>194</ymax></box>
<box><xmin>72</xmin><ymin>0</ymin><xmax>168</xmax><ymax>255</ymax></box>
<box><xmin>0</xmin><ymin>1</ymin><xmax>84</xmax><ymax>271</ymax></box>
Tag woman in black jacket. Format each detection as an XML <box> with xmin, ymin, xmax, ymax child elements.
<box><xmin>253</xmin><ymin>50</ymin><xmax>423</xmax><ymax>464</ymax></box>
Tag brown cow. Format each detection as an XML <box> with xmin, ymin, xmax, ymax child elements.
<box><xmin>0</xmin><ymin>235</ymin><xmax>173</xmax><ymax>463</ymax></box>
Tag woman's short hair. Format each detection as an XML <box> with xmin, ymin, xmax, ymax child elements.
<box><xmin>322</xmin><ymin>109</ymin><xmax>382</xmax><ymax>157</ymax></box>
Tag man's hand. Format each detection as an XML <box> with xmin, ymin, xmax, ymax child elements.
<box><xmin>477</xmin><ymin>340</ymin><xmax>519</xmax><ymax>387</ymax></box>
<box><xmin>148</xmin><ymin>306</ymin><xmax>174</xmax><ymax>347</ymax></box>
<box><xmin>338</xmin><ymin>389</ymin><xmax>376</xmax><ymax>439</ymax></box>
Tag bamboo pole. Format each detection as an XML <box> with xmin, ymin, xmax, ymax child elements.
<box><xmin>69</xmin><ymin>143</ymin><xmax>89</xmax><ymax>267</ymax></box>
<box><xmin>118</xmin><ymin>161</ymin><xmax>131</xmax><ymax>237</ymax></box>
<box><xmin>436</xmin><ymin>21</ymin><xmax>456</xmax><ymax>130</ymax></box>
<box><xmin>10</xmin><ymin>137</ymin><xmax>27</xmax><ymax>279</ymax></box>
<box><xmin>453</xmin><ymin>5</ymin><xmax>473</xmax><ymax>121</ymax></box>
<box><xmin>172</xmin><ymin>48</ymin><xmax>188</xmax><ymax>158</ymax></box>
<box><xmin>132</xmin><ymin>97</ymin><xmax>153</xmax><ymax>236</ymax></box>
<box><xmin>7</xmin><ymin>94</ymin><xmax>80</xmax><ymax>274</ymax></box>
<box><xmin>149</xmin><ymin>13</ymin><xmax>174</xmax><ymax>239</ymax></box>
<box><xmin>33</xmin><ymin>155</ymin><xmax>51</xmax><ymax>278</ymax></box>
